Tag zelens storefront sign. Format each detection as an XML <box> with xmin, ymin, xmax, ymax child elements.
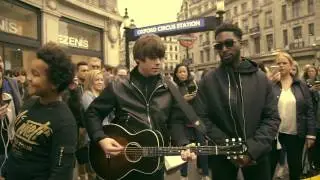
<box><xmin>58</xmin><ymin>35</ymin><xmax>89</xmax><ymax>49</ymax></box>
<box><xmin>0</xmin><ymin>17</ymin><xmax>19</xmax><ymax>34</ymax></box>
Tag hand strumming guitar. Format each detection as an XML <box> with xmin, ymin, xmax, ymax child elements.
<box><xmin>99</xmin><ymin>137</ymin><xmax>124</xmax><ymax>156</ymax></box>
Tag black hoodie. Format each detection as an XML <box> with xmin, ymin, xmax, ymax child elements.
<box><xmin>193</xmin><ymin>58</ymin><xmax>280</xmax><ymax>160</ymax></box>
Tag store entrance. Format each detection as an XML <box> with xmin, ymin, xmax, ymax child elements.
<box><xmin>0</xmin><ymin>43</ymin><xmax>36</xmax><ymax>74</ymax></box>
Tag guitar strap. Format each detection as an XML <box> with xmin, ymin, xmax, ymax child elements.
<box><xmin>165</xmin><ymin>79</ymin><xmax>207</xmax><ymax>138</ymax></box>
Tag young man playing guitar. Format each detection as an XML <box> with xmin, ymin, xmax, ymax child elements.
<box><xmin>85</xmin><ymin>34</ymin><xmax>196</xmax><ymax>180</ymax></box>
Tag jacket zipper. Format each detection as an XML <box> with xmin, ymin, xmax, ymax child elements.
<box><xmin>131</xmin><ymin>82</ymin><xmax>164</xmax><ymax>128</ymax></box>
<box><xmin>58</xmin><ymin>146</ymin><xmax>64</xmax><ymax>166</ymax></box>
<box><xmin>227</xmin><ymin>73</ymin><xmax>240</xmax><ymax>138</ymax></box>
<box><xmin>238</xmin><ymin>74</ymin><xmax>247</xmax><ymax>141</ymax></box>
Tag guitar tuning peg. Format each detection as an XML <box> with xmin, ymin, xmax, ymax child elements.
<box><xmin>231</xmin><ymin>138</ymin><xmax>235</xmax><ymax>142</ymax></box>
<box><xmin>238</xmin><ymin>138</ymin><xmax>242</xmax><ymax>142</ymax></box>
<box><xmin>197</xmin><ymin>143</ymin><xmax>200</xmax><ymax>146</ymax></box>
<box><xmin>227</xmin><ymin>156</ymin><xmax>231</xmax><ymax>159</ymax></box>
<box><xmin>225</xmin><ymin>139</ymin><xmax>229</xmax><ymax>142</ymax></box>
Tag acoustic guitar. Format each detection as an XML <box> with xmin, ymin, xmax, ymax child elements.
<box><xmin>89</xmin><ymin>123</ymin><xmax>246</xmax><ymax>180</ymax></box>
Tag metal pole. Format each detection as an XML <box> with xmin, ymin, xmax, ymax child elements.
<box><xmin>125</xmin><ymin>28</ymin><xmax>130</xmax><ymax>70</ymax></box>
<box><xmin>186</xmin><ymin>47</ymin><xmax>189</xmax><ymax>60</ymax></box>
<box><xmin>217</xmin><ymin>12</ymin><xmax>224</xmax><ymax>26</ymax></box>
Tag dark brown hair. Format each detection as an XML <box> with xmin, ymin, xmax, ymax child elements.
<box><xmin>133</xmin><ymin>34</ymin><xmax>165</xmax><ymax>61</ymax></box>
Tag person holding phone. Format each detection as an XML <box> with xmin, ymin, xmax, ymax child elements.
<box><xmin>0</xmin><ymin>69</ymin><xmax>16</xmax><ymax>180</ymax></box>
<box><xmin>270</xmin><ymin>52</ymin><xmax>316</xmax><ymax>180</ymax></box>
<box><xmin>172</xmin><ymin>64</ymin><xmax>209</xmax><ymax>180</ymax></box>
<box><xmin>302</xmin><ymin>65</ymin><xmax>320</xmax><ymax>170</ymax></box>
<box><xmin>0</xmin><ymin>56</ymin><xmax>22</xmax><ymax>116</ymax></box>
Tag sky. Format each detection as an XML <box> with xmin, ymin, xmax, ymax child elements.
<box><xmin>117</xmin><ymin>0</ymin><xmax>183</xmax><ymax>28</ymax></box>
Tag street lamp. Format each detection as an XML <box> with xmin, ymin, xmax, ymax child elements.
<box><xmin>216</xmin><ymin>0</ymin><xmax>225</xmax><ymax>26</ymax></box>
<box><xmin>123</xmin><ymin>8</ymin><xmax>132</xmax><ymax>70</ymax></box>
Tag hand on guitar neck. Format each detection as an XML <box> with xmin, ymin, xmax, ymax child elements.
<box><xmin>233</xmin><ymin>154</ymin><xmax>253</xmax><ymax>167</ymax></box>
<box><xmin>98</xmin><ymin>137</ymin><xmax>196</xmax><ymax>161</ymax></box>
<box><xmin>98</xmin><ymin>138</ymin><xmax>124</xmax><ymax>156</ymax></box>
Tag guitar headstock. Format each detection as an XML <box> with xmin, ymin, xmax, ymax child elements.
<box><xmin>224</xmin><ymin>138</ymin><xmax>247</xmax><ymax>160</ymax></box>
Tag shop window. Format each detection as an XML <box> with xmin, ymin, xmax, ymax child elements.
<box><xmin>59</xmin><ymin>20</ymin><xmax>101</xmax><ymax>51</ymax></box>
<box><xmin>1</xmin><ymin>45</ymin><xmax>36</xmax><ymax>71</ymax></box>
<box><xmin>0</xmin><ymin>1</ymin><xmax>38</xmax><ymax>39</ymax></box>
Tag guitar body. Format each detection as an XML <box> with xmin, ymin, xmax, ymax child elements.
<box><xmin>89</xmin><ymin>123</ymin><xmax>164</xmax><ymax>180</ymax></box>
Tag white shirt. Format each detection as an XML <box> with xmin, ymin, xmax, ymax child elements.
<box><xmin>278</xmin><ymin>88</ymin><xmax>297</xmax><ymax>135</ymax></box>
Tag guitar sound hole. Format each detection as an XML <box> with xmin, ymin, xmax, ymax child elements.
<box><xmin>125</xmin><ymin>142</ymin><xmax>143</xmax><ymax>163</ymax></box>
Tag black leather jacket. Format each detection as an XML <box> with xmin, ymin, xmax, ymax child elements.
<box><xmin>85</xmin><ymin>68</ymin><xmax>189</xmax><ymax>146</ymax></box>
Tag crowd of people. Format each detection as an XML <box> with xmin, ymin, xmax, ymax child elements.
<box><xmin>0</xmin><ymin>22</ymin><xmax>318</xmax><ymax>180</ymax></box>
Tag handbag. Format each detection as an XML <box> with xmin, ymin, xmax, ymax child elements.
<box><xmin>301</xmin><ymin>146</ymin><xmax>320</xmax><ymax>180</ymax></box>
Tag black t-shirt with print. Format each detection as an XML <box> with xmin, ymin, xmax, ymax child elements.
<box><xmin>7</xmin><ymin>98</ymin><xmax>77</xmax><ymax>180</ymax></box>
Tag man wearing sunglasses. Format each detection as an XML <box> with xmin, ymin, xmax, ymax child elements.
<box><xmin>193</xmin><ymin>23</ymin><xmax>280</xmax><ymax>180</ymax></box>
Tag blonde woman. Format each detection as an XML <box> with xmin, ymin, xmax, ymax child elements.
<box><xmin>270</xmin><ymin>52</ymin><xmax>316</xmax><ymax>180</ymax></box>
<box><xmin>82</xmin><ymin>70</ymin><xmax>105</xmax><ymax>110</ymax></box>
<box><xmin>80</xmin><ymin>70</ymin><xmax>104</xmax><ymax>180</ymax></box>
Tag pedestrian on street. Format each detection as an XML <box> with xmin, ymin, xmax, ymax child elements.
<box><xmin>84</xmin><ymin>34</ymin><xmax>196</xmax><ymax>180</ymax></box>
<box><xmin>192</xmin><ymin>23</ymin><xmax>280</xmax><ymax>180</ymax></box>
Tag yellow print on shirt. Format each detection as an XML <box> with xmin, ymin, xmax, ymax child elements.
<box><xmin>15</xmin><ymin>111</ymin><xmax>53</xmax><ymax>145</ymax></box>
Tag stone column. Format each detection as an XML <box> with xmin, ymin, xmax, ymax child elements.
<box><xmin>42</xmin><ymin>0</ymin><xmax>61</xmax><ymax>44</ymax></box>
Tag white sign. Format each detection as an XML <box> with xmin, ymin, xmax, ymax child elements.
<box><xmin>134</xmin><ymin>19</ymin><xmax>205</xmax><ymax>36</ymax></box>
<box><xmin>58</xmin><ymin>35</ymin><xmax>89</xmax><ymax>49</ymax></box>
<box><xmin>0</xmin><ymin>17</ymin><xmax>18</xmax><ymax>34</ymax></box>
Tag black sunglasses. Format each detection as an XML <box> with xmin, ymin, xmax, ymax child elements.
<box><xmin>214</xmin><ymin>39</ymin><xmax>237</xmax><ymax>50</ymax></box>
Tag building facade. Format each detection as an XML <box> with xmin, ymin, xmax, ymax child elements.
<box><xmin>177</xmin><ymin>0</ymin><xmax>220</xmax><ymax>78</ymax></box>
<box><xmin>162</xmin><ymin>36</ymin><xmax>181</xmax><ymax>74</ymax></box>
<box><xmin>177</xmin><ymin>0</ymin><xmax>320</xmax><ymax>76</ymax></box>
<box><xmin>0</xmin><ymin>0</ymin><xmax>123</xmax><ymax>72</ymax></box>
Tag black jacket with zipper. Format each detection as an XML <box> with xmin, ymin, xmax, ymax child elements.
<box><xmin>85</xmin><ymin>67</ymin><xmax>189</xmax><ymax>146</ymax></box>
<box><xmin>273</xmin><ymin>78</ymin><xmax>316</xmax><ymax>137</ymax></box>
<box><xmin>193</xmin><ymin>58</ymin><xmax>280</xmax><ymax>160</ymax></box>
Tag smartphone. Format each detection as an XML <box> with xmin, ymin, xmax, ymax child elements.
<box><xmin>314</xmin><ymin>81</ymin><xmax>320</xmax><ymax>85</ymax></box>
<box><xmin>187</xmin><ymin>85</ymin><xmax>197</xmax><ymax>94</ymax></box>
<box><xmin>269</xmin><ymin>65</ymin><xmax>280</xmax><ymax>75</ymax></box>
<box><xmin>1</xmin><ymin>98</ymin><xmax>11</xmax><ymax>106</ymax></box>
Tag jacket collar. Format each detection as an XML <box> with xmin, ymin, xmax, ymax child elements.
<box><xmin>129</xmin><ymin>67</ymin><xmax>167</xmax><ymax>88</ymax></box>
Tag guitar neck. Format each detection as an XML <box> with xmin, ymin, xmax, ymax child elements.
<box><xmin>141</xmin><ymin>146</ymin><xmax>240</xmax><ymax>157</ymax></box>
